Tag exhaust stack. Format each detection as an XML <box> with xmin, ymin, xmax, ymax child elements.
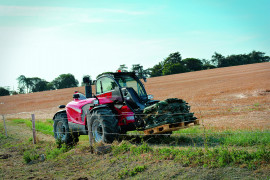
<box><xmin>83</xmin><ymin>76</ymin><xmax>92</xmax><ymax>98</ymax></box>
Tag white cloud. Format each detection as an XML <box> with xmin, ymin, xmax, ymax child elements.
<box><xmin>0</xmin><ymin>5</ymin><xmax>147</xmax><ymax>18</ymax></box>
<box><xmin>0</xmin><ymin>5</ymin><xmax>147</xmax><ymax>33</ymax></box>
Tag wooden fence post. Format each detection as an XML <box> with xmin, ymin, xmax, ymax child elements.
<box><xmin>87</xmin><ymin>114</ymin><xmax>94</xmax><ymax>153</ymax></box>
<box><xmin>2</xmin><ymin>115</ymin><xmax>8</xmax><ymax>137</ymax></box>
<box><xmin>31</xmin><ymin>114</ymin><xmax>37</xmax><ymax>144</ymax></box>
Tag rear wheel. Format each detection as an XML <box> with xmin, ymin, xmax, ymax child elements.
<box><xmin>88</xmin><ymin>108</ymin><xmax>119</xmax><ymax>143</ymax></box>
<box><xmin>53</xmin><ymin>113</ymin><xmax>79</xmax><ymax>145</ymax></box>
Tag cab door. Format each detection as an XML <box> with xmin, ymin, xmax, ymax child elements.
<box><xmin>96</xmin><ymin>76</ymin><xmax>123</xmax><ymax>103</ymax></box>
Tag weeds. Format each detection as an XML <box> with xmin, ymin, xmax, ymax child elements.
<box><xmin>111</xmin><ymin>142</ymin><xmax>270</xmax><ymax>169</ymax></box>
<box><xmin>130</xmin><ymin>142</ymin><xmax>153</xmax><ymax>155</ymax></box>
<box><xmin>0</xmin><ymin>133</ymin><xmax>7</xmax><ymax>139</ymax></box>
<box><xmin>23</xmin><ymin>149</ymin><xmax>39</xmax><ymax>163</ymax></box>
<box><xmin>118</xmin><ymin>165</ymin><xmax>147</xmax><ymax>178</ymax></box>
<box><xmin>112</xmin><ymin>141</ymin><xmax>132</xmax><ymax>155</ymax></box>
<box><xmin>3</xmin><ymin>118</ymin><xmax>270</xmax><ymax>178</ymax></box>
<box><xmin>45</xmin><ymin>144</ymin><xmax>71</xmax><ymax>160</ymax></box>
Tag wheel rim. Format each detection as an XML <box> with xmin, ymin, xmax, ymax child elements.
<box><xmin>56</xmin><ymin>121</ymin><xmax>66</xmax><ymax>141</ymax></box>
<box><xmin>92</xmin><ymin>120</ymin><xmax>103</xmax><ymax>142</ymax></box>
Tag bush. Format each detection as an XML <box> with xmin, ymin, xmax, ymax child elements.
<box><xmin>118</xmin><ymin>165</ymin><xmax>146</xmax><ymax>178</ymax></box>
<box><xmin>0</xmin><ymin>87</ymin><xmax>10</xmax><ymax>96</ymax></box>
<box><xmin>23</xmin><ymin>149</ymin><xmax>39</xmax><ymax>163</ymax></box>
<box><xmin>45</xmin><ymin>144</ymin><xmax>70</xmax><ymax>160</ymax></box>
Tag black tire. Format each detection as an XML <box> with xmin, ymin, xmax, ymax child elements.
<box><xmin>88</xmin><ymin>108</ymin><xmax>119</xmax><ymax>143</ymax></box>
<box><xmin>53</xmin><ymin>113</ymin><xmax>79</xmax><ymax>145</ymax></box>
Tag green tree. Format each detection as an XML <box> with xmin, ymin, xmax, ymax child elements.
<box><xmin>17</xmin><ymin>75</ymin><xmax>33</xmax><ymax>93</ymax></box>
<box><xmin>150</xmin><ymin>52</ymin><xmax>186</xmax><ymax>77</ymax></box>
<box><xmin>0</xmin><ymin>87</ymin><xmax>10</xmax><ymax>96</ymax></box>
<box><xmin>212</xmin><ymin>51</ymin><xmax>270</xmax><ymax>68</ymax></box>
<box><xmin>162</xmin><ymin>63</ymin><xmax>188</xmax><ymax>75</ymax></box>
<box><xmin>248</xmin><ymin>51</ymin><xmax>270</xmax><ymax>63</ymax></box>
<box><xmin>52</xmin><ymin>74</ymin><xmax>79</xmax><ymax>89</ymax></box>
<box><xmin>211</xmin><ymin>52</ymin><xmax>225</xmax><ymax>67</ymax></box>
<box><xmin>131</xmin><ymin>64</ymin><xmax>147</xmax><ymax>79</ymax></box>
<box><xmin>150</xmin><ymin>62</ymin><xmax>163</xmax><ymax>77</ymax></box>
<box><xmin>182</xmin><ymin>58</ymin><xmax>203</xmax><ymax>71</ymax></box>
<box><xmin>201</xmin><ymin>59</ymin><xmax>216</xmax><ymax>69</ymax></box>
<box><xmin>10</xmin><ymin>90</ymin><xmax>18</xmax><ymax>95</ymax></box>
<box><xmin>17</xmin><ymin>75</ymin><xmax>52</xmax><ymax>93</ymax></box>
<box><xmin>47</xmin><ymin>82</ymin><xmax>55</xmax><ymax>90</ymax></box>
<box><xmin>164</xmin><ymin>52</ymin><xmax>182</xmax><ymax>64</ymax></box>
<box><xmin>162</xmin><ymin>52</ymin><xmax>188</xmax><ymax>75</ymax></box>
<box><xmin>143</xmin><ymin>68</ymin><xmax>152</xmax><ymax>78</ymax></box>
<box><xmin>31</xmin><ymin>78</ymin><xmax>50</xmax><ymax>92</ymax></box>
<box><xmin>118</xmin><ymin>64</ymin><xmax>128</xmax><ymax>72</ymax></box>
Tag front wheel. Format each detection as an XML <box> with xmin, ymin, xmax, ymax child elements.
<box><xmin>53</xmin><ymin>113</ymin><xmax>79</xmax><ymax>145</ymax></box>
<box><xmin>87</xmin><ymin>108</ymin><xmax>119</xmax><ymax>143</ymax></box>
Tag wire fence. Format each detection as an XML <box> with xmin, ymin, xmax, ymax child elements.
<box><xmin>1</xmin><ymin>102</ymin><xmax>270</xmax><ymax>147</ymax></box>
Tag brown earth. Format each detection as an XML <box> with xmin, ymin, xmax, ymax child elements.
<box><xmin>0</xmin><ymin>62</ymin><xmax>269</xmax><ymax>130</ymax></box>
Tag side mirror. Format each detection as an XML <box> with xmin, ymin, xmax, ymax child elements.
<box><xmin>59</xmin><ymin>105</ymin><xmax>66</xmax><ymax>109</ymax></box>
<box><xmin>143</xmin><ymin>77</ymin><xmax>147</xmax><ymax>82</ymax></box>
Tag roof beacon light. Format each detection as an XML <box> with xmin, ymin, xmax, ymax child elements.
<box><xmin>117</xmin><ymin>70</ymin><xmax>122</xmax><ymax>73</ymax></box>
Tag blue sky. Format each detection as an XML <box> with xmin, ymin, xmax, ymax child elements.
<box><xmin>0</xmin><ymin>0</ymin><xmax>269</xmax><ymax>90</ymax></box>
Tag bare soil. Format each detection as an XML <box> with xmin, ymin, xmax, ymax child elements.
<box><xmin>0</xmin><ymin>62</ymin><xmax>270</xmax><ymax>130</ymax></box>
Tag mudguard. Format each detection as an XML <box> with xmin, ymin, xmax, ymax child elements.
<box><xmin>89</xmin><ymin>105</ymin><xmax>111</xmax><ymax>114</ymax></box>
<box><xmin>53</xmin><ymin>109</ymin><xmax>66</xmax><ymax>120</ymax></box>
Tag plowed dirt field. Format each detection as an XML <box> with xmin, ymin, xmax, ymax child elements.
<box><xmin>1</xmin><ymin>62</ymin><xmax>269</xmax><ymax>130</ymax></box>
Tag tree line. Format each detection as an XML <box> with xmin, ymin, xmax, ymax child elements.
<box><xmin>115</xmin><ymin>50</ymin><xmax>269</xmax><ymax>78</ymax></box>
<box><xmin>149</xmin><ymin>50</ymin><xmax>269</xmax><ymax>77</ymax></box>
<box><xmin>0</xmin><ymin>74</ymin><xmax>80</xmax><ymax>96</ymax></box>
<box><xmin>0</xmin><ymin>50</ymin><xmax>269</xmax><ymax>96</ymax></box>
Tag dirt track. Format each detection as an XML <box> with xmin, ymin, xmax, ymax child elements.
<box><xmin>1</xmin><ymin>62</ymin><xmax>269</xmax><ymax>130</ymax></box>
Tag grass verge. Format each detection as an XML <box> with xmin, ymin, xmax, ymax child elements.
<box><xmin>111</xmin><ymin>141</ymin><xmax>269</xmax><ymax>170</ymax></box>
<box><xmin>10</xmin><ymin>119</ymin><xmax>54</xmax><ymax>135</ymax></box>
<box><xmin>1</xmin><ymin>119</ymin><xmax>269</xmax><ymax>179</ymax></box>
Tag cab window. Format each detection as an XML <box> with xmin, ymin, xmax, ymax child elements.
<box><xmin>96</xmin><ymin>77</ymin><xmax>117</xmax><ymax>94</ymax></box>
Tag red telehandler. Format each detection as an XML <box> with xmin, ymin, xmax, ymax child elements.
<box><xmin>53</xmin><ymin>72</ymin><xmax>197</xmax><ymax>144</ymax></box>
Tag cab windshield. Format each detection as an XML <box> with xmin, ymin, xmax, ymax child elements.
<box><xmin>115</xmin><ymin>75</ymin><xmax>147</xmax><ymax>98</ymax></box>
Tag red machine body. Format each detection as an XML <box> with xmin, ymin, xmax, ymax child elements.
<box><xmin>65</xmin><ymin>97</ymin><xmax>135</xmax><ymax>127</ymax></box>
<box><xmin>53</xmin><ymin>72</ymin><xmax>157</xmax><ymax>143</ymax></box>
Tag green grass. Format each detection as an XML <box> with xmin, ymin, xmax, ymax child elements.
<box><xmin>1</xmin><ymin>119</ymin><xmax>270</xmax><ymax>179</ymax></box>
<box><xmin>6</xmin><ymin>118</ymin><xmax>270</xmax><ymax>170</ymax></box>
<box><xmin>110</xmin><ymin>126</ymin><xmax>270</xmax><ymax>170</ymax></box>
<box><xmin>171</xmin><ymin>126</ymin><xmax>270</xmax><ymax>146</ymax></box>
<box><xmin>8</xmin><ymin>119</ymin><xmax>270</xmax><ymax>147</ymax></box>
<box><xmin>45</xmin><ymin>144</ymin><xmax>72</xmax><ymax>160</ymax></box>
<box><xmin>118</xmin><ymin>165</ymin><xmax>147</xmax><ymax>178</ymax></box>
<box><xmin>11</xmin><ymin>119</ymin><xmax>54</xmax><ymax>135</ymax></box>
<box><xmin>111</xmin><ymin>141</ymin><xmax>270</xmax><ymax>170</ymax></box>
<box><xmin>23</xmin><ymin>148</ymin><xmax>39</xmax><ymax>163</ymax></box>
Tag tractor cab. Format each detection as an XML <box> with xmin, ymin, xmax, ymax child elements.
<box><xmin>95</xmin><ymin>72</ymin><xmax>152</xmax><ymax>113</ymax></box>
